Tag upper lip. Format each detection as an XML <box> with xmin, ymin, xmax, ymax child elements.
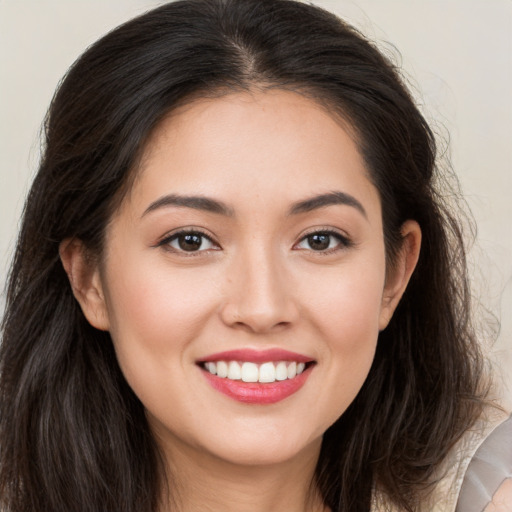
<box><xmin>198</xmin><ymin>348</ymin><xmax>314</xmax><ymax>364</ymax></box>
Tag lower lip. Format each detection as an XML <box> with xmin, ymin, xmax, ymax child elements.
<box><xmin>201</xmin><ymin>366</ymin><xmax>312</xmax><ymax>404</ymax></box>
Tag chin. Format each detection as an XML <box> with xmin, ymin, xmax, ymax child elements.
<box><xmin>186</xmin><ymin>414</ymin><xmax>326</xmax><ymax>469</ymax></box>
<box><xmin>206</xmin><ymin>434</ymin><xmax>322</xmax><ymax>468</ymax></box>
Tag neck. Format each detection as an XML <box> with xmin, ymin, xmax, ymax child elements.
<box><xmin>155</xmin><ymin>434</ymin><xmax>327</xmax><ymax>512</ymax></box>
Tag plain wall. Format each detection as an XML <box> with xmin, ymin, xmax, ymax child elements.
<box><xmin>1</xmin><ymin>0</ymin><xmax>511</xmax><ymax>405</ymax></box>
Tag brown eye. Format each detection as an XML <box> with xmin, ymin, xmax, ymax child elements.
<box><xmin>178</xmin><ymin>234</ymin><xmax>203</xmax><ymax>251</ymax></box>
<box><xmin>295</xmin><ymin>230</ymin><xmax>350</xmax><ymax>252</ymax></box>
<box><xmin>307</xmin><ymin>233</ymin><xmax>331</xmax><ymax>251</ymax></box>
<box><xmin>162</xmin><ymin>231</ymin><xmax>217</xmax><ymax>253</ymax></box>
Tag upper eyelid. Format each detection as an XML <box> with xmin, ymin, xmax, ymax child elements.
<box><xmin>157</xmin><ymin>228</ymin><xmax>219</xmax><ymax>248</ymax></box>
<box><xmin>294</xmin><ymin>228</ymin><xmax>353</xmax><ymax>250</ymax></box>
<box><xmin>297</xmin><ymin>227</ymin><xmax>351</xmax><ymax>241</ymax></box>
<box><xmin>155</xmin><ymin>226</ymin><xmax>352</xmax><ymax>248</ymax></box>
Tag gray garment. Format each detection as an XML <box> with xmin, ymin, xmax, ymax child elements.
<box><xmin>456</xmin><ymin>414</ymin><xmax>512</xmax><ymax>511</ymax></box>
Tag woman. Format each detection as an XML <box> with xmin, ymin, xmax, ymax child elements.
<box><xmin>0</xmin><ymin>0</ymin><xmax>510</xmax><ymax>511</ymax></box>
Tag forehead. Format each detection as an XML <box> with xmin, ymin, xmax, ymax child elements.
<box><xmin>124</xmin><ymin>89</ymin><xmax>381</xmax><ymax>220</ymax></box>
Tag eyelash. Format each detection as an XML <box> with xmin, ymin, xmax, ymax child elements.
<box><xmin>158</xmin><ymin>229</ymin><xmax>220</xmax><ymax>255</ymax></box>
<box><xmin>294</xmin><ymin>229</ymin><xmax>352</xmax><ymax>254</ymax></box>
<box><xmin>157</xmin><ymin>228</ymin><xmax>352</xmax><ymax>256</ymax></box>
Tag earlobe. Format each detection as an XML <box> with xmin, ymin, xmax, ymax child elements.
<box><xmin>59</xmin><ymin>238</ymin><xmax>110</xmax><ymax>331</ymax></box>
<box><xmin>379</xmin><ymin>220</ymin><xmax>422</xmax><ymax>330</ymax></box>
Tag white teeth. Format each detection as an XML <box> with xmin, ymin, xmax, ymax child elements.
<box><xmin>217</xmin><ymin>361</ymin><xmax>228</xmax><ymax>378</ymax></box>
<box><xmin>275</xmin><ymin>361</ymin><xmax>288</xmax><ymax>381</ymax></box>
<box><xmin>287</xmin><ymin>361</ymin><xmax>297</xmax><ymax>379</ymax></box>
<box><xmin>202</xmin><ymin>360</ymin><xmax>309</xmax><ymax>383</ymax></box>
<box><xmin>241</xmin><ymin>362</ymin><xmax>259</xmax><ymax>382</ymax></box>
<box><xmin>228</xmin><ymin>361</ymin><xmax>242</xmax><ymax>380</ymax></box>
<box><xmin>259</xmin><ymin>362</ymin><xmax>276</xmax><ymax>383</ymax></box>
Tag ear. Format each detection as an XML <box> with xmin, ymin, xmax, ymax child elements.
<box><xmin>59</xmin><ymin>238</ymin><xmax>110</xmax><ymax>331</ymax></box>
<box><xmin>379</xmin><ymin>220</ymin><xmax>421</xmax><ymax>330</ymax></box>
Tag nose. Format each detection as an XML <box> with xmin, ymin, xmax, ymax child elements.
<box><xmin>219</xmin><ymin>246</ymin><xmax>299</xmax><ymax>334</ymax></box>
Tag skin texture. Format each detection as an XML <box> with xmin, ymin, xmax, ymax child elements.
<box><xmin>484</xmin><ymin>478</ymin><xmax>512</xmax><ymax>512</ymax></box>
<box><xmin>61</xmin><ymin>90</ymin><xmax>421</xmax><ymax>511</ymax></box>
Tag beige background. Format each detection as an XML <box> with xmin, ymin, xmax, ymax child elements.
<box><xmin>1</xmin><ymin>0</ymin><xmax>511</xmax><ymax>406</ymax></box>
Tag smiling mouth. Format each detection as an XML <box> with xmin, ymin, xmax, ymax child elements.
<box><xmin>200</xmin><ymin>360</ymin><xmax>312</xmax><ymax>384</ymax></box>
<box><xmin>197</xmin><ymin>349</ymin><xmax>316</xmax><ymax>404</ymax></box>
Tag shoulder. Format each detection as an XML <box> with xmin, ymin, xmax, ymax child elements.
<box><xmin>456</xmin><ymin>412</ymin><xmax>512</xmax><ymax>512</ymax></box>
<box><xmin>432</xmin><ymin>406</ymin><xmax>511</xmax><ymax>512</ymax></box>
<box><xmin>371</xmin><ymin>406</ymin><xmax>511</xmax><ymax>512</ymax></box>
<box><xmin>481</xmin><ymin>479</ymin><xmax>512</xmax><ymax>511</ymax></box>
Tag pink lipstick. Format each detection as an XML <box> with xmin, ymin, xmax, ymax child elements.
<box><xmin>198</xmin><ymin>349</ymin><xmax>314</xmax><ymax>404</ymax></box>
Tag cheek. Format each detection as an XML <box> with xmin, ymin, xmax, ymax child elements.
<box><xmin>305</xmin><ymin>254</ymin><xmax>385</xmax><ymax>342</ymax></box>
<box><xmin>330</xmin><ymin>270</ymin><xmax>383</xmax><ymax>360</ymax></box>
<box><xmin>299</xmin><ymin>258</ymin><xmax>385</xmax><ymax>418</ymax></box>
<box><xmin>100</xmin><ymin>260</ymin><xmax>221</xmax><ymax>420</ymax></box>
<box><xmin>101</xmin><ymin>255</ymin><xmax>223</xmax><ymax>378</ymax></box>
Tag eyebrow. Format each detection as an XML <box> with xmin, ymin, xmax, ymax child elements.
<box><xmin>142</xmin><ymin>194</ymin><xmax>235</xmax><ymax>218</ymax></box>
<box><xmin>142</xmin><ymin>190</ymin><xmax>367</xmax><ymax>219</ymax></box>
<box><xmin>288</xmin><ymin>191</ymin><xmax>367</xmax><ymax>218</ymax></box>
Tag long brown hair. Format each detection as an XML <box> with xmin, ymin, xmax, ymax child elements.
<box><xmin>0</xmin><ymin>1</ymin><xmax>485</xmax><ymax>510</ymax></box>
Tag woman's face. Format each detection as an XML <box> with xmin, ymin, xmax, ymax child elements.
<box><xmin>80</xmin><ymin>90</ymin><xmax>415</xmax><ymax>468</ymax></box>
